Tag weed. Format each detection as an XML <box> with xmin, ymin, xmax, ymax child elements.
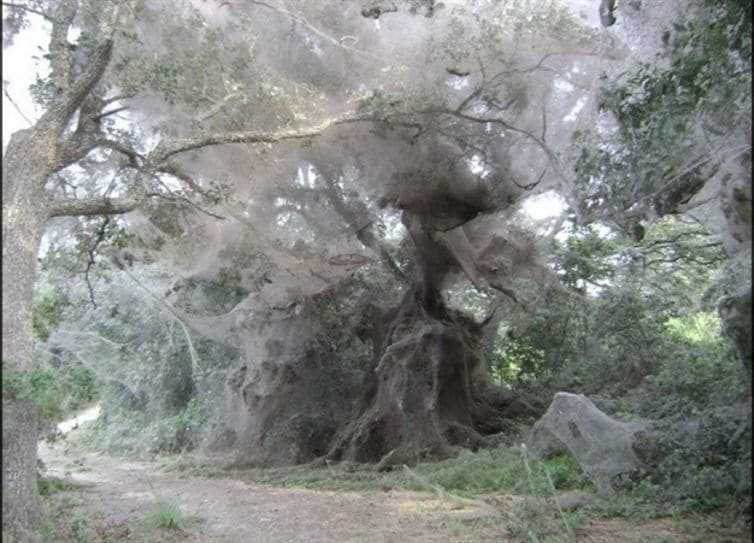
<box><xmin>506</xmin><ymin>445</ymin><xmax>583</xmax><ymax>542</ymax></box>
<box><xmin>37</xmin><ymin>475</ymin><xmax>81</xmax><ymax>496</ymax></box>
<box><xmin>142</xmin><ymin>501</ymin><xmax>189</xmax><ymax>531</ymax></box>
<box><xmin>38</xmin><ymin>519</ymin><xmax>57</xmax><ymax>541</ymax></box>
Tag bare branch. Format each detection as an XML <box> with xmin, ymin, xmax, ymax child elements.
<box><xmin>1</xmin><ymin>1</ymin><xmax>54</xmax><ymax>21</ymax></box>
<box><xmin>154</xmin><ymin>161</ymin><xmax>212</xmax><ymax>198</ymax></box>
<box><xmin>93</xmin><ymin>105</ymin><xmax>129</xmax><ymax>120</ymax></box>
<box><xmin>2</xmin><ymin>85</ymin><xmax>33</xmax><ymax>126</ymax></box>
<box><xmin>58</xmin><ymin>132</ymin><xmax>143</xmax><ymax>172</ymax></box>
<box><xmin>512</xmin><ymin>166</ymin><xmax>547</xmax><ymax>191</ymax></box>
<box><xmin>147</xmin><ymin>113</ymin><xmax>375</xmax><ymax>163</ymax></box>
<box><xmin>194</xmin><ymin>91</ymin><xmax>243</xmax><ymax>123</ymax></box>
<box><xmin>48</xmin><ymin>194</ymin><xmax>143</xmax><ymax>217</ymax></box>
<box><xmin>430</xmin><ymin>109</ymin><xmax>570</xmax><ymax>186</ymax></box>
<box><xmin>103</xmin><ymin>93</ymin><xmax>135</xmax><ymax>105</ymax></box>
<box><xmin>541</xmin><ymin>103</ymin><xmax>548</xmax><ymax>142</ymax></box>
<box><xmin>144</xmin><ymin>190</ymin><xmax>225</xmax><ymax>221</ymax></box>
<box><xmin>83</xmin><ymin>216</ymin><xmax>110</xmax><ymax>308</ymax></box>
<box><xmin>247</xmin><ymin>0</ymin><xmax>382</xmax><ymax>61</ymax></box>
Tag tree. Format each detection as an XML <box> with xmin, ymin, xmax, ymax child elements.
<box><xmin>0</xmin><ymin>0</ymin><xmax>659</xmax><ymax>533</ymax></box>
<box><xmin>572</xmin><ymin>0</ymin><xmax>752</xmax><ymax>380</ymax></box>
<box><xmin>0</xmin><ymin>0</ymin><xmax>372</xmax><ymax>533</ymax></box>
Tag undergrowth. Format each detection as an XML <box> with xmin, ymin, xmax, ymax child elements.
<box><xmin>142</xmin><ymin>501</ymin><xmax>190</xmax><ymax>531</ymax></box>
<box><xmin>74</xmin><ymin>397</ymin><xmax>208</xmax><ymax>457</ymax></box>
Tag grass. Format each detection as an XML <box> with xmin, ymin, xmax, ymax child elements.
<box><xmin>165</xmin><ymin>446</ymin><xmax>593</xmax><ymax>541</ymax></box>
<box><xmin>503</xmin><ymin>445</ymin><xmax>584</xmax><ymax>542</ymax></box>
<box><xmin>142</xmin><ymin>500</ymin><xmax>191</xmax><ymax>531</ymax></box>
<box><xmin>157</xmin><ymin>452</ymin><xmax>226</xmax><ymax>479</ymax></box>
<box><xmin>193</xmin><ymin>447</ymin><xmax>594</xmax><ymax>497</ymax></box>
<box><xmin>37</xmin><ymin>475</ymin><xmax>86</xmax><ymax>496</ymax></box>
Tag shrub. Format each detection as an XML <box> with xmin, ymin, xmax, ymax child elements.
<box><xmin>31</xmin><ymin>286</ymin><xmax>68</xmax><ymax>342</ymax></box>
<box><xmin>2</xmin><ymin>361</ymin><xmax>64</xmax><ymax>421</ymax></box>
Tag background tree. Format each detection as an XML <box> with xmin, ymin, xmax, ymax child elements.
<box><xmin>3</xmin><ymin>0</ymin><xmax>749</xmax><ymax>536</ymax></box>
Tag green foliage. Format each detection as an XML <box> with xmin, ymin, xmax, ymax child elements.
<box><xmin>37</xmin><ymin>476</ymin><xmax>81</xmax><ymax>497</ymax></box>
<box><xmin>356</xmin><ymin>88</ymin><xmax>403</xmax><ymax>114</ymax></box>
<box><xmin>644</xmin><ymin>311</ymin><xmax>742</xmax><ymax>409</ymax></box>
<box><xmin>646</xmin><ymin>409</ymin><xmax>751</xmax><ymax>519</ymax></box>
<box><xmin>405</xmin><ymin>449</ymin><xmax>590</xmax><ymax>497</ymax></box>
<box><xmin>574</xmin><ymin>0</ymin><xmax>751</xmax><ymax>226</ymax></box>
<box><xmin>637</xmin><ymin>218</ymin><xmax>726</xmax><ymax>308</ymax></box>
<box><xmin>32</xmin><ymin>286</ymin><xmax>68</xmax><ymax>341</ymax></box>
<box><xmin>489</xmin><ymin>333</ymin><xmax>546</xmax><ymax>385</ymax></box>
<box><xmin>507</xmin><ymin>448</ymin><xmax>582</xmax><ymax>542</ymax></box>
<box><xmin>142</xmin><ymin>501</ymin><xmax>189</xmax><ymax>531</ymax></box>
<box><xmin>552</xmin><ymin>224</ymin><xmax>620</xmax><ymax>290</ymax></box>
<box><xmin>3</xmin><ymin>356</ymin><xmax>98</xmax><ymax>422</ymax></box>
<box><xmin>496</xmin><ymin>214</ymin><xmax>734</xmax><ymax>398</ymax></box>
<box><xmin>147</xmin><ymin>397</ymin><xmax>208</xmax><ymax>453</ymax></box>
<box><xmin>2</xmin><ymin>361</ymin><xmax>63</xmax><ymax>421</ymax></box>
<box><xmin>230</xmin><ymin>448</ymin><xmax>591</xmax><ymax>497</ymax></box>
<box><xmin>665</xmin><ymin>312</ymin><xmax>720</xmax><ymax>344</ymax></box>
<box><xmin>59</xmin><ymin>364</ymin><xmax>98</xmax><ymax>413</ymax></box>
<box><xmin>80</xmin><ymin>397</ymin><xmax>208</xmax><ymax>456</ymax></box>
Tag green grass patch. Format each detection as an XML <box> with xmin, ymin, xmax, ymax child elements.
<box><xmin>142</xmin><ymin>501</ymin><xmax>192</xmax><ymax>531</ymax></box>
<box><xmin>37</xmin><ymin>475</ymin><xmax>85</xmax><ymax>496</ymax></box>
<box><xmin>219</xmin><ymin>447</ymin><xmax>593</xmax><ymax>498</ymax></box>
<box><xmin>403</xmin><ymin>448</ymin><xmax>591</xmax><ymax>497</ymax></box>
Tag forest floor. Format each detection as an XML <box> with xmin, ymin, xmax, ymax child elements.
<box><xmin>36</xmin><ymin>407</ymin><xmax>746</xmax><ymax>542</ymax></box>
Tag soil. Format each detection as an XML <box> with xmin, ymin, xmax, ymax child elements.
<box><xmin>36</xmin><ymin>407</ymin><xmax>746</xmax><ymax>542</ymax></box>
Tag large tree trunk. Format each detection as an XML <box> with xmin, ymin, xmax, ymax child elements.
<box><xmin>327</xmin><ymin>213</ymin><xmax>513</xmax><ymax>466</ymax></box>
<box><xmin>327</xmin><ymin>287</ymin><xmax>485</xmax><ymax>465</ymax></box>
<box><xmin>217</xmin><ymin>300</ymin><xmax>364</xmax><ymax>467</ymax></box>
<box><xmin>2</xmin><ymin>128</ymin><xmax>52</xmax><ymax>538</ymax></box>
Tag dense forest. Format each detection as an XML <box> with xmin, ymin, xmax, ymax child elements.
<box><xmin>2</xmin><ymin>0</ymin><xmax>751</xmax><ymax>541</ymax></box>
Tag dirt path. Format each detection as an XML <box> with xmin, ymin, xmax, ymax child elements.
<box><xmin>37</xmin><ymin>408</ymin><xmax>734</xmax><ymax>543</ymax></box>
<box><xmin>40</xmin><ymin>444</ymin><xmax>504</xmax><ymax>542</ymax></box>
<box><xmin>38</xmin><ymin>407</ymin><xmax>506</xmax><ymax>542</ymax></box>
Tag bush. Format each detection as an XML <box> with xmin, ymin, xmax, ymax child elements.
<box><xmin>2</xmin><ymin>361</ymin><xmax>64</xmax><ymax>421</ymax></box>
<box><xmin>640</xmin><ymin>406</ymin><xmax>752</xmax><ymax>520</ymax></box>
<box><xmin>31</xmin><ymin>286</ymin><xmax>67</xmax><ymax>342</ymax></box>
<box><xmin>79</xmin><ymin>397</ymin><xmax>209</xmax><ymax>456</ymax></box>
<box><xmin>146</xmin><ymin>397</ymin><xmax>208</xmax><ymax>453</ymax></box>
<box><xmin>59</xmin><ymin>364</ymin><xmax>98</xmax><ymax>414</ymax></box>
<box><xmin>2</xmin><ymin>359</ymin><xmax>99</xmax><ymax>423</ymax></box>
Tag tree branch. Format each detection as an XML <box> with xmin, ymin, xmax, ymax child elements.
<box><xmin>153</xmin><ymin>161</ymin><xmax>212</xmax><ymax>198</ymax></box>
<box><xmin>513</xmin><ymin>166</ymin><xmax>547</xmax><ymax>191</ymax></box>
<box><xmin>103</xmin><ymin>93</ymin><xmax>135</xmax><ymax>105</ymax></box>
<box><xmin>194</xmin><ymin>91</ymin><xmax>243</xmax><ymax>123</ymax></box>
<box><xmin>1</xmin><ymin>1</ymin><xmax>54</xmax><ymax>21</ymax></box>
<box><xmin>247</xmin><ymin>0</ymin><xmax>381</xmax><ymax>61</ymax></box>
<box><xmin>2</xmin><ymin>85</ymin><xmax>33</xmax><ymax>126</ymax></box>
<box><xmin>83</xmin><ymin>215</ymin><xmax>110</xmax><ymax>308</ymax></box>
<box><xmin>94</xmin><ymin>105</ymin><xmax>129</xmax><ymax>120</ymax></box>
<box><xmin>47</xmin><ymin>0</ymin><xmax>78</xmax><ymax>92</ymax></box>
<box><xmin>144</xmin><ymin>190</ymin><xmax>225</xmax><ymax>221</ymax></box>
<box><xmin>431</xmin><ymin>109</ymin><xmax>570</xmax><ymax>186</ymax></box>
<box><xmin>49</xmin><ymin>39</ymin><xmax>114</xmax><ymax>134</ymax></box>
<box><xmin>48</xmin><ymin>195</ymin><xmax>143</xmax><ymax>217</ymax></box>
<box><xmin>147</xmin><ymin>113</ymin><xmax>375</xmax><ymax>164</ymax></box>
<box><xmin>97</xmin><ymin>139</ymin><xmax>144</xmax><ymax>167</ymax></box>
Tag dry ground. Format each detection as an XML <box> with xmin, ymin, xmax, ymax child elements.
<box><xmin>35</xmin><ymin>409</ymin><xmax>748</xmax><ymax>542</ymax></box>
